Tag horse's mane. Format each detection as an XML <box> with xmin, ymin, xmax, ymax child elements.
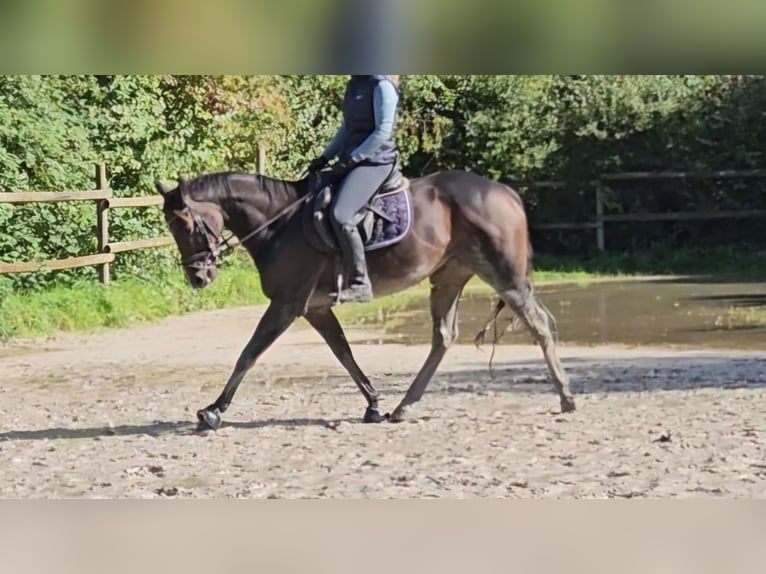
<box><xmin>184</xmin><ymin>171</ymin><xmax>309</xmax><ymax>203</ymax></box>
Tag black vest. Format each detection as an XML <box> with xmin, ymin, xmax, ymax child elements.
<box><xmin>340</xmin><ymin>75</ymin><xmax>398</xmax><ymax>165</ymax></box>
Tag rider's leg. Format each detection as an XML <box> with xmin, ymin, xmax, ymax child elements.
<box><xmin>331</xmin><ymin>163</ymin><xmax>394</xmax><ymax>303</ymax></box>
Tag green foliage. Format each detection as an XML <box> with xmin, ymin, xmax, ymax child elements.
<box><xmin>437</xmin><ymin>75</ymin><xmax>562</xmax><ymax>180</ymax></box>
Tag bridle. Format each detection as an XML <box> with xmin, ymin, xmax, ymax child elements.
<box><xmin>168</xmin><ymin>204</ymin><xmax>224</xmax><ymax>273</ymax></box>
<box><xmin>168</xmin><ymin>192</ymin><xmax>312</xmax><ymax>273</ymax></box>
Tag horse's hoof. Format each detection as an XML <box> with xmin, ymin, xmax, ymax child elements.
<box><xmin>387</xmin><ymin>407</ymin><xmax>406</xmax><ymax>423</ymax></box>
<box><xmin>196</xmin><ymin>407</ymin><xmax>222</xmax><ymax>431</ymax></box>
<box><xmin>362</xmin><ymin>407</ymin><xmax>387</xmax><ymax>424</ymax></box>
<box><xmin>560</xmin><ymin>396</ymin><xmax>576</xmax><ymax>413</ymax></box>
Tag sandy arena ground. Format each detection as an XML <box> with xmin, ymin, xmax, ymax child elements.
<box><xmin>1</xmin><ymin>305</ymin><xmax>765</xmax><ymax>498</ymax></box>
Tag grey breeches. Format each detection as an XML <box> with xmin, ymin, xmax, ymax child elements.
<box><xmin>331</xmin><ymin>163</ymin><xmax>395</xmax><ymax>227</ymax></box>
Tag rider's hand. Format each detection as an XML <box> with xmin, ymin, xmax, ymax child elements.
<box><xmin>309</xmin><ymin>156</ymin><xmax>328</xmax><ymax>172</ymax></box>
<box><xmin>329</xmin><ymin>159</ymin><xmax>356</xmax><ymax>180</ymax></box>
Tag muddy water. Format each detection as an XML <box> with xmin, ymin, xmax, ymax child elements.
<box><xmin>373</xmin><ymin>280</ymin><xmax>766</xmax><ymax>351</ymax></box>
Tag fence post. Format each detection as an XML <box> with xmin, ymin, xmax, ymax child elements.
<box><xmin>95</xmin><ymin>162</ymin><xmax>110</xmax><ymax>285</ymax></box>
<box><xmin>256</xmin><ymin>144</ymin><xmax>267</xmax><ymax>174</ymax></box>
<box><xmin>595</xmin><ymin>181</ymin><xmax>605</xmax><ymax>252</ymax></box>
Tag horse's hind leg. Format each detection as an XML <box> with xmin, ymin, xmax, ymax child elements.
<box><xmin>388</xmin><ymin>264</ymin><xmax>472</xmax><ymax>423</ymax></box>
<box><xmin>501</xmin><ymin>285</ymin><xmax>576</xmax><ymax>413</ymax></box>
<box><xmin>304</xmin><ymin>307</ymin><xmax>386</xmax><ymax>423</ymax></box>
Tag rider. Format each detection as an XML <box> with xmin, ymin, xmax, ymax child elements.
<box><xmin>309</xmin><ymin>74</ymin><xmax>401</xmax><ymax>304</ymax></box>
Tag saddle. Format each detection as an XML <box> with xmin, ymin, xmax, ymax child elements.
<box><xmin>302</xmin><ymin>167</ymin><xmax>413</xmax><ymax>254</ymax></box>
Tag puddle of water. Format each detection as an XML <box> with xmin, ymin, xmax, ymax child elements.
<box><xmin>368</xmin><ymin>280</ymin><xmax>766</xmax><ymax>351</ymax></box>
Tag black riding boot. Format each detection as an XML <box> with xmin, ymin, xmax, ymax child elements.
<box><xmin>334</xmin><ymin>223</ymin><xmax>373</xmax><ymax>304</ymax></box>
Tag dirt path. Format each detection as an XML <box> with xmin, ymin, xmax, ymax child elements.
<box><xmin>1</xmin><ymin>305</ymin><xmax>765</xmax><ymax>498</ymax></box>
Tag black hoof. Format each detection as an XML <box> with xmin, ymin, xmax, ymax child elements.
<box><xmin>363</xmin><ymin>407</ymin><xmax>387</xmax><ymax>424</ymax></box>
<box><xmin>387</xmin><ymin>409</ymin><xmax>405</xmax><ymax>423</ymax></box>
<box><xmin>560</xmin><ymin>396</ymin><xmax>576</xmax><ymax>413</ymax></box>
<box><xmin>196</xmin><ymin>407</ymin><xmax>222</xmax><ymax>432</ymax></box>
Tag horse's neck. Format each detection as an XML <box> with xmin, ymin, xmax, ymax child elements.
<box><xmin>221</xmin><ymin>173</ymin><xmax>303</xmax><ymax>244</ymax></box>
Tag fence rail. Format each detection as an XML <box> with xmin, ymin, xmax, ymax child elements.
<box><xmin>0</xmin><ymin>253</ymin><xmax>115</xmax><ymax>274</ymax></box>
<box><xmin>106</xmin><ymin>196</ymin><xmax>164</xmax><ymax>208</ymax></box>
<box><xmin>0</xmin><ymin>190</ymin><xmax>113</xmax><ymax>203</ymax></box>
<box><xmin>105</xmin><ymin>237</ymin><xmax>176</xmax><ymax>254</ymax></box>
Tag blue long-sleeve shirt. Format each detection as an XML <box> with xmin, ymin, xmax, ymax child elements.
<box><xmin>322</xmin><ymin>79</ymin><xmax>399</xmax><ymax>163</ymax></box>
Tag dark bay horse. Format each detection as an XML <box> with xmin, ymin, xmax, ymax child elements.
<box><xmin>155</xmin><ymin>169</ymin><xmax>575</xmax><ymax>432</ymax></box>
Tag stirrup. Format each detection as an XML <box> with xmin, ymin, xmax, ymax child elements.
<box><xmin>330</xmin><ymin>280</ymin><xmax>372</xmax><ymax>305</ymax></box>
<box><xmin>336</xmin><ymin>284</ymin><xmax>372</xmax><ymax>304</ymax></box>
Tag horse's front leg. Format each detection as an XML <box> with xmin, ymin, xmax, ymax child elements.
<box><xmin>196</xmin><ymin>301</ymin><xmax>300</xmax><ymax>432</ymax></box>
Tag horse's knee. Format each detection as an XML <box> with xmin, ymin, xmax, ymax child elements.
<box><xmin>500</xmin><ymin>284</ymin><xmax>532</xmax><ymax>309</ymax></box>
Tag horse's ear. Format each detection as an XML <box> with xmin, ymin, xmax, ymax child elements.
<box><xmin>174</xmin><ymin>209</ymin><xmax>194</xmax><ymax>229</ymax></box>
<box><xmin>155</xmin><ymin>180</ymin><xmax>172</xmax><ymax>196</ymax></box>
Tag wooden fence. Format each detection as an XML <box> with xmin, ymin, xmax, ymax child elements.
<box><xmin>0</xmin><ymin>163</ymin><xmax>171</xmax><ymax>285</ymax></box>
<box><xmin>1</xmin><ymin>163</ymin><xmax>765</xmax><ymax>284</ymax></box>
<box><xmin>516</xmin><ymin>169</ymin><xmax>766</xmax><ymax>251</ymax></box>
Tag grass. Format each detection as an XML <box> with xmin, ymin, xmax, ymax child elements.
<box><xmin>0</xmin><ymin>259</ymin><xmax>267</xmax><ymax>342</ymax></box>
<box><xmin>2</xmin><ymin>245</ymin><xmax>765</xmax><ymax>343</ymax></box>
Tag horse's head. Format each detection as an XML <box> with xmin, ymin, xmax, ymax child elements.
<box><xmin>155</xmin><ymin>175</ymin><xmax>224</xmax><ymax>289</ymax></box>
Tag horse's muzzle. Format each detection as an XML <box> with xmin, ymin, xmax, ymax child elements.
<box><xmin>185</xmin><ymin>260</ymin><xmax>218</xmax><ymax>289</ymax></box>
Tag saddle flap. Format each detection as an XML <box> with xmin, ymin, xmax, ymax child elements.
<box><xmin>359</xmin><ymin>211</ymin><xmax>374</xmax><ymax>243</ymax></box>
<box><xmin>303</xmin><ymin>172</ymin><xmax>413</xmax><ymax>254</ymax></box>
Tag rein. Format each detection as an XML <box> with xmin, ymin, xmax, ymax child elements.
<box><xmin>221</xmin><ymin>193</ymin><xmax>311</xmax><ymax>254</ymax></box>
<box><xmin>178</xmin><ymin>191</ymin><xmax>312</xmax><ymax>270</ymax></box>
